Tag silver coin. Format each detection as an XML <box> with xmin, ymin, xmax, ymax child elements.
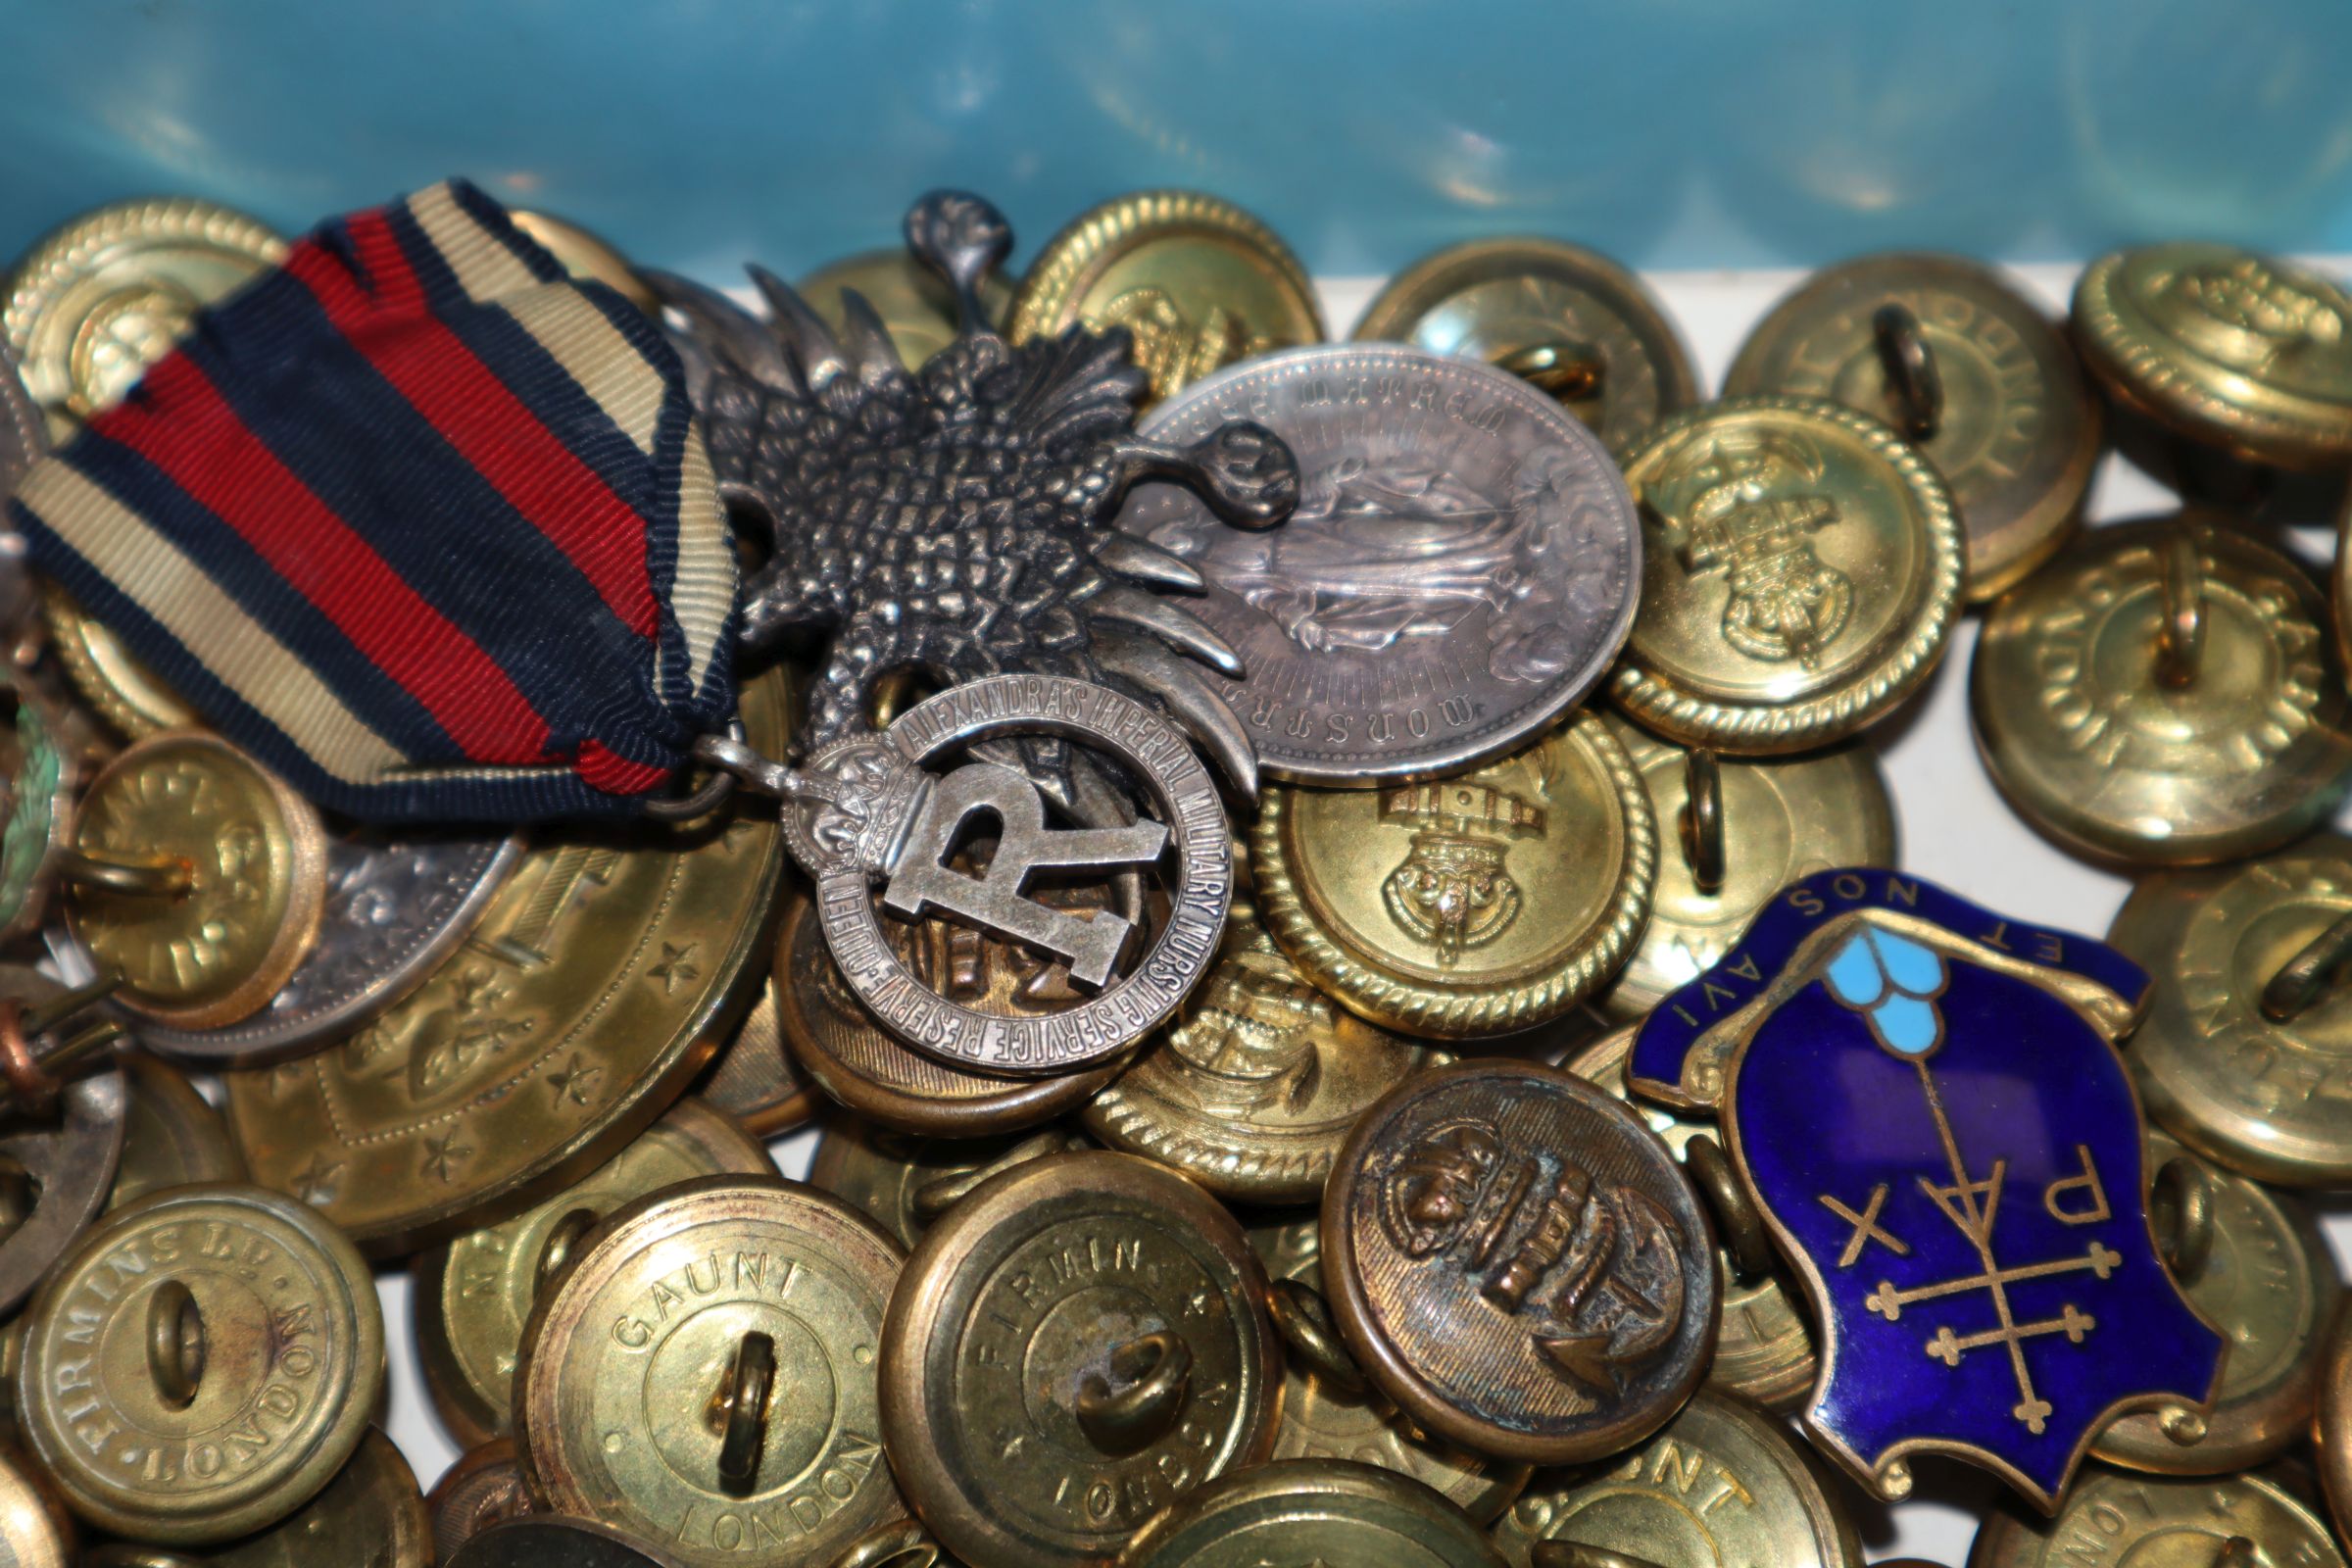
<box><xmin>1117</xmin><ymin>344</ymin><xmax>1641</xmax><ymax>783</ymax></box>
<box><xmin>139</xmin><ymin>828</ymin><xmax>523</xmax><ymax>1061</ymax></box>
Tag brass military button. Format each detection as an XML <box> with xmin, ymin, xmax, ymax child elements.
<box><xmin>1968</xmin><ymin>1467</ymin><xmax>2342</xmax><ymax>1568</ymax></box>
<box><xmin>807</xmin><ymin>1119</ymin><xmax>1085</xmax><ymax>1250</ymax></box>
<box><xmin>1251</xmin><ymin>712</ymin><xmax>1657</xmax><ymax>1040</ymax></box>
<box><xmin>1568</xmin><ymin>1026</ymin><xmax>1816</xmax><ymax>1411</ymax></box>
<box><xmin>2321</xmin><ymin>1308</ymin><xmax>2352</xmax><ymax>1541</ymax></box>
<box><xmin>4</xmin><ymin>197</ymin><xmax>285</xmax><ymax>440</ymax></box>
<box><xmin>1974</xmin><ymin>516</ymin><xmax>2352</xmax><ymax>865</ymax></box>
<box><xmin>39</xmin><ymin>585</ymin><xmax>197</xmax><ymax>740</ymax></box>
<box><xmin>1008</xmin><ymin>190</ymin><xmax>1324</xmax><ymax>403</ymax></box>
<box><xmin>222</xmin><ymin>667</ymin><xmax>790</xmax><ymax>1256</ymax></box>
<box><xmin>1248</xmin><ymin>1213</ymin><xmax>1530</xmax><ymax>1523</ymax></box>
<box><xmin>416</xmin><ymin>1099</ymin><xmax>776</xmax><ymax>1446</ymax></box>
<box><xmin>510</xmin><ymin>211</ymin><xmax>657</xmax><ymax>314</ymax></box>
<box><xmin>1118</xmin><ymin>1458</ymin><xmax>1506</xmax><ymax>1568</ymax></box>
<box><xmin>192</xmin><ymin>1429</ymin><xmax>431</xmax><ymax>1568</ymax></box>
<box><xmin>880</xmin><ymin>1150</ymin><xmax>1279</xmax><ymax>1568</ymax></box>
<box><xmin>2093</xmin><ymin>1131</ymin><xmax>2336</xmax><ymax>1473</ymax></box>
<box><xmin>801</xmin><ymin>249</ymin><xmax>1013</xmax><ymax>371</ymax></box>
<box><xmin>2109</xmin><ymin>834</ymin><xmax>2352</xmax><ymax>1185</ymax></box>
<box><xmin>1351</xmin><ymin>237</ymin><xmax>1698</xmax><ymax>458</ymax></box>
<box><xmin>68</xmin><ymin>731</ymin><xmax>328</xmax><ymax>1029</ymax></box>
<box><xmin>1614</xmin><ymin>396</ymin><xmax>1964</xmax><ymax>754</ymax></box>
<box><xmin>1491</xmin><ymin>1392</ymin><xmax>1861</xmax><ymax>1568</ymax></box>
<box><xmin>1592</xmin><ymin>713</ymin><xmax>1895</xmax><ymax>1021</ymax></box>
<box><xmin>1085</xmin><ymin>904</ymin><xmax>1445</xmax><ymax>1202</ymax></box>
<box><xmin>828</xmin><ymin>1519</ymin><xmax>956</xmax><ymax>1568</ymax></box>
<box><xmin>697</xmin><ymin>977</ymin><xmax>817</xmax><ymax>1137</ymax></box>
<box><xmin>16</xmin><ymin>1183</ymin><xmax>383</xmax><ymax>1544</ymax></box>
<box><xmin>1321</xmin><ymin>1060</ymin><xmax>1717</xmax><ymax>1465</ymax></box>
<box><xmin>448</xmin><ymin>1517</ymin><xmax>689</xmax><ymax>1568</ymax></box>
<box><xmin>514</xmin><ymin>1175</ymin><xmax>906</xmax><ymax>1568</ymax></box>
<box><xmin>427</xmin><ymin>1439</ymin><xmax>534</xmax><ymax>1563</ymax></box>
<box><xmin>0</xmin><ymin>1449</ymin><xmax>71</xmax><ymax>1568</ymax></box>
<box><xmin>776</xmin><ymin>885</ymin><xmax>1117</xmax><ymax>1137</ymax></box>
<box><xmin>1726</xmin><ymin>253</ymin><xmax>2103</xmax><ymax>599</ymax></box>
<box><xmin>111</xmin><ymin>1053</ymin><xmax>245</xmax><ymax>1209</ymax></box>
<box><xmin>2074</xmin><ymin>241</ymin><xmax>2352</xmax><ymax>470</ymax></box>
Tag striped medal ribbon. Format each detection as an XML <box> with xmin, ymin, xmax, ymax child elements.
<box><xmin>10</xmin><ymin>179</ymin><xmax>737</xmax><ymax>822</ymax></box>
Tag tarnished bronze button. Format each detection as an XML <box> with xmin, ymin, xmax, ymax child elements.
<box><xmin>1968</xmin><ymin>1467</ymin><xmax>2341</xmax><ymax>1568</ymax></box>
<box><xmin>1352</xmin><ymin>237</ymin><xmax>1697</xmax><ymax>458</ymax></box>
<box><xmin>1118</xmin><ymin>1457</ymin><xmax>1505</xmax><ymax>1567</ymax></box>
<box><xmin>807</xmin><ymin>1120</ymin><xmax>1084</xmax><ymax>1250</ymax></box>
<box><xmin>67</xmin><ymin>731</ymin><xmax>328</xmax><ymax>1029</ymax></box>
<box><xmin>801</xmin><ymin>250</ymin><xmax>1013</xmax><ymax>372</ymax></box>
<box><xmin>1568</xmin><ymin>1025</ymin><xmax>1816</xmax><ymax>1412</ymax></box>
<box><xmin>1974</xmin><ymin>516</ymin><xmax>2352</xmax><ymax>865</ymax></box>
<box><xmin>515</xmin><ymin>1174</ymin><xmax>905</xmax><ymax>1568</ymax></box>
<box><xmin>0</xmin><ymin>1448</ymin><xmax>70</xmax><ymax>1568</ymax></box>
<box><xmin>510</xmin><ymin>211</ymin><xmax>656</xmax><ymax>315</ymax></box>
<box><xmin>776</xmin><ymin>885</ymin><xmax>1117</xmax><ymax>1137</ymax></box>
<box><xmin>16</xmin><ymin>1183</ymin><xmax>383</xmax><ymax>1544</ymax></box>
<box><xmin>2074</xmin><ymin>242</ymin><xmax>2352</xmax><ymax>470</ymax></box>
<box><xmin>1592</xmin><ymin>713</ymin><xmax>1895</xmax><ymax>1021</ymax></box>
<box><xmin>1085</xmin><ymin>904</ymin><xmax>1444</xmax><ymax>1202</ymax></box>
<box><xmin>197</xmin><ymin>1429</ymin><xmax>431</xmax><ymax>1568</ymax></box>
<box><xmin>110</xmin><ymin>1052</ymin><xmax>244</xmax><ymax>1209</ymax></box>
<box><xmin>1727</xmin><ymin>253</ymin><xmax>2102</xmax><ymax>599</ymax></box>
<box><xmin>1614</xmin><ymin>396</ymin><xmax>1964</xmax><ymax>754</ymax></box>
<box><xmin>1251</xmin><ymin>712</ymin><xmax>1657</xmax><ymax>1041</ymax></box>
<box><xmin>1008</xmin><ymin>191</ymin><xmax>1323</xmax><ymax>404</ymax></box>
<box><xmin>427</xmin><ymin>1439</ymin><xmax>534</xmax><ymax>1564</ymax></box>
<box><xmin>1491</xmin><ymin>1392</ymin><xmax>1860</xmax><ymax>1568</ymax></box>
<box><xmin>2093</xmin><ymin>1130</ymin><xmax>2335</xmax><ymax>1473</ymax></box>
<box><xmin>1321</xmin><ymin>1060</ymin><xmax>1717</xmax><ymax>1465</ymax></box>
<box><xmin>223</xmin><ymin>667</ymin><xmax>791</xmax><ymax>1257</ymax></box>
<box><xmin>0</xmin><ymin>971</ymin><xmax>125</xmax><ymax>1312</ymax></box>
<box><xmin>1248</xmin><ymin>1212</ymin><xmax>1530</xmax><ymax>1523</ymax></box>
<box><xmin>416</xmin><ymin>1099</ymin><xmax>776</xmax><ymax>1446</ymax></box>
<box><xmin>447</xmin><ymin>1517</ymin><xmax>690</xmax><ymax>1568</ymax></box>
<box><xmin>697</xmin><ymin>977</ymin><xmax>816</xmax><ymax>1138</ymax></box>
<box><xmin>2109</xmin><ymin>835</ymin><xmax>2352</xmax><ymax>1185</ymax></box>
<box><xmin>880</xmin><ymin>1150</ymin><xmax>1279</xmax><ymax>1568</ymax></box>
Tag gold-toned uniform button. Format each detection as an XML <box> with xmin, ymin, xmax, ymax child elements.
<box><xmin>67</xmin><ymin>731</ymin><xmax>328</xmax><ymax>1029</ymax></box>
<box><xmin>109</xmin><ymin>1052</ymin><xmax>245</xmax><ymax>1209</ymax></box>
<box><xmin>800</xmin><ymin>250</ymin><xmax>1014</xmax><ymax>371</ymax></box>
<box><xmin>1321</xmin><ymin>1060</ymin><xmax>1717</xmax><ymax>1466</ymax></box>
<box><xmin>15</xmin><ymin>1183</ymin><xmax>383</xmax><ymax>1544</ymax></box>
<box><xmin>1490</xmin><ymin>1391</ymin><xmax>1861</xmax><ymax>1568</ymax></box>
<box><xmin>221</xmin><ymin>667</ymin><xmax>790</xmax><ymax>1257</ymax></box>
<box><xmin>39</xmin><ymin>585</ymin><xmax>198</xmax><ymax>740</ymax></box>
<box><xmin>1613</xmin><ymin>395</ymin><xmax>1965</xmax><ymax>754</ymax></box>
<box><xmin>881</xmin><ymin>1150</ymin><xmax>1279</xmax><ymax>1568</ymax></box>
<box><xmin>1085</xmin><ymin>904</ymin><xmax>1445</xmax><ymax>1202</ymax></box>
<box><xmin>1567</xmin><ymin>1026</ymin><xmax>1816</xmax><ymax>1412</ymax></box>
<box><xmin>0</xmin><ymin>1448</ymin><xmax>71</xmax><ymax>1568</ymax></box>
<box><xmin>1007</xmin><ymin>190</ymin><xmax>1324</xmax><ymax>403</ymax></box>
<box><xmin>427</xmin><ymin>1439</ymin><xmax>534</xmax><ymax>1564</ymax></box>
<box><xmin>510</xmin><ymin>211</ymin><xmax>657</xmax><ymax>315</ymax></box>
<box><xmin>415</xmin><ymin>1098</ymin><xmax>777</xmax><ymax>1446</ymax></box>
<box><xmin>776</xmin><ymin>887</ymin><xmax>1117</xmax><ymax>1137</ymax></box>
<box><xmin>448</xmin><ymin>1517</ymin><xmax>690</xmax><ymax>1568</ymax></box>
<box><xmin>1975</xmin><ymin>517</ymin><xmax>2352</xmax><ymax>865</ymax></box>
<box><xmin>514</xmin><ymin>1174</ymin><xmax>905</xmax><ymax>1568</ymax></box>
<box><xmin>191</xmin><ymin>1428</ymin><xmax>431</xmax><ymax>1568</ymax></box>
<box><xmin>1250</xmin><ymin>711</ymin><xmax>1656</xmax><ymax>1041</ymax></box>
<box><xmin>2092</xmin><ymin>1130</ymin><xmax>2336</xmax><ymax>1473</ymax></box>
<box><xmin>1968</xmin><ymin>1467</ymin><xmax>2343</xmax><ymax>1568</ymax></box>
<box><xmin>1249</xmin><ymin>1212</ymin><xmax>1530</xmax><ymax>1522</ymax></box>
<box><xmin>1351</xmin><ymin>237</ymin><xmax>1698</xmax><ymax>460</ymax></box>
<box><xmin>4</xmin><ymin>197</ymin><xmax>285</xmax><ymax>441</ymax></box>
<box><xmin>1592</xmin><ymin>713</ymin><xmax>1895</xmax><ymax>1021</ymax></box>
<box><xmin>1726</xmin><ymin>253</ymin><xmax>2103</xmax><ymax>600</ymax></box>
<box><xmin>807</xmin><ymin>1120</ymin><xmax>1085</xmax><ymax>1250</ymax></box>
<box><xmin>1118</xmin><ymin>1457</ymin><xmax>1506</xmax><ymax>1568</ymax></box>
<box><xmin>696</xmin><ymin>975</ymin><xmax>817</xmax><ymax>1137</ymax></box>
<box><xmin>2073</xmin><ymin>241</ymin><xmax>2352</xmax><ymax>471</ymax></box>
<box><xmin>2108</xmin><ymin>834</ymin><xmax>2352</xmax><ymax>1185</ymax></box>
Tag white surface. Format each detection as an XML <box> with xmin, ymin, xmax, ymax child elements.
<box><xmin>361</xmin><ymin>262</ymin><xmax>2352</xmax><ymax>1564</ymax></box>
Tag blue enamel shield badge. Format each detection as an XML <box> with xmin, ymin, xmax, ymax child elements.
<box><xmin>1628</xmin><ymin>869</ymin><xmax>2225</xmax><ymax>1512</ymax></box>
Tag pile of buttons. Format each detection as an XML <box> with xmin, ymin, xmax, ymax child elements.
<box><xmin>0</xmin><ymin>178</ymin><xmax>2340</xmax><ymax>1568</ymax></box>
